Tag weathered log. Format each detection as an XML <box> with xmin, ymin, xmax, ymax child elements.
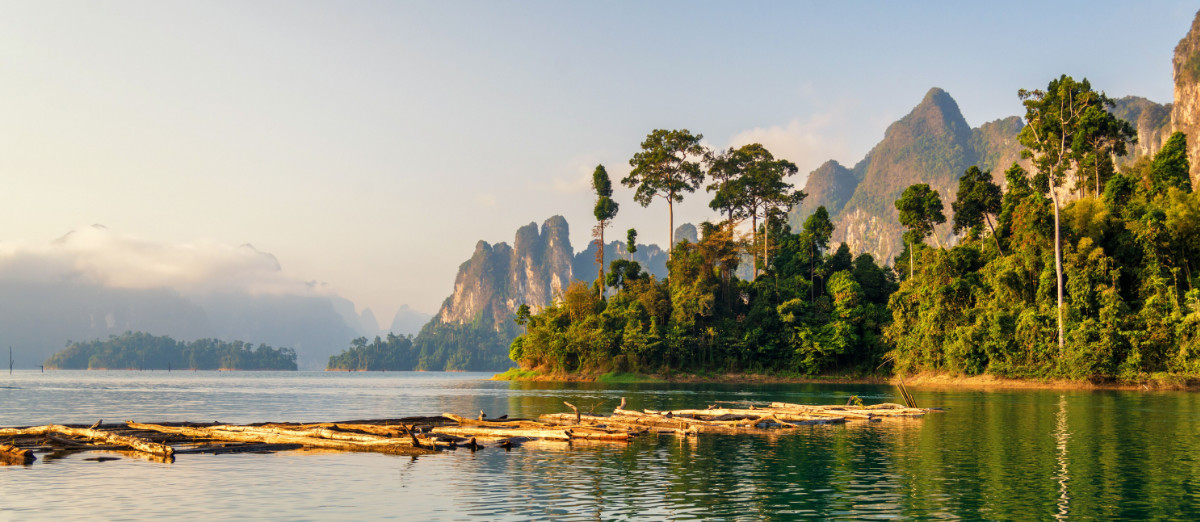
<box><xmin>1</xmin><ymin>443</ymin><xmax>35</xmax><ymax>465</ymax></box>
<box><xmin>441</xmin><ymin>414</ymin><xmax>546</xmax><ymax>430</ymax></box>
<box><xmin>0</xmin><ymin>425</ymin><xmax>174</xmax><ymax>458</ymax></box>
<box><xmin>174</xmin><ymin>443</ymin><xmax>304</xmax><ymax>455</ymax></box>
<box><xmin>565</xmin><ymin>429</ymin><xmax>630</xmax><ymax>441</ymax></box>
<box><xmin>643</xmin><ymin>408</ymin><xmax>848</xmax><ymax>424</ymax></box>
<box><xmin>205</xmin><ymin>424</ymin><xmax>413</xmax><ymax>444</ymax></box>
<box><xmin>430</xmin><ymin>426</ymin><xmax>571</xmax><ymax>441</ymax></box>
<box><xmin>127</xmin><ymin>422</ymin><xmax>435</xmax><ymax>456</ymax></box>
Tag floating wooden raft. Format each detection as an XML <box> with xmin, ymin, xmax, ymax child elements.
<box><xmin>0</xmin><ymin>399</ymin><xmax>931</xmax><ymax>464</ymax></box>
<box><xmin>538</xmin><ymin>399</ymin><xmax>930</xmax><ymax>435</ymax></box>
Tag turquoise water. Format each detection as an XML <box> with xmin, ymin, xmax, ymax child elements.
<box><xmin>2</xmin><ymin>371</ymin><xmax>1199</xmax><ymax>519</ymax></box>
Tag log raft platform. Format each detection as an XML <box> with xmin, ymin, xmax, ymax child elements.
<box><xmin>0</xmin><ymin>399</ymin><xmax>932</xmax><ymax>465</ymax></box>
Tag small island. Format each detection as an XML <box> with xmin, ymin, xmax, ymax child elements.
<box><xmin>45</xmin><ymin>331</ymin><xmax>298</xmax><ymax>371</ymax></box>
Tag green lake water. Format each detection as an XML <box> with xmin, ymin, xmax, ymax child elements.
<box><xmin>2</xmin><ymin>371</ymin><xmax>1198</xmax><ymax>519</ymax></box>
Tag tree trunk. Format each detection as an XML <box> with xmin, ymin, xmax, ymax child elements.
<box><xmin>0</xmin><ymin>424</ymin><xmax>174</xmax><ymax>458</ymax></box>
<box><xmin>751</xmin><ymin>214</ymin><xmax>758</xmax><ymax>279</ymax></box>
<box><xmin>985</xmin><ymin>214</ymin><xmax>1004</xmax><ymax>256</ymax></box>
<box><xmin>910</xmin><ymin>240</ymin><xmax>914</xmax><ymax>279</ymax></box>
<box><xmin>1052</xmin><ymin>191</ymin><xmax>1065</xmax><ymax>352</ymax></box>
<box><xmin>668</xmin><ymin>200</ymin><xmax>674</xmax><ymax>262</ymax></box>
<box><xmin>598</xmin><ymin>225</ymin><xmax>605</xmax><ymax>288</ymax></box>
<box><xmin>763</xmin><ymin>221</ymin><xmax>770</xmax><ymax>275</ymax></box>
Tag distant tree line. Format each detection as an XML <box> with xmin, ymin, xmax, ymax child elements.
<box><xmin>326</xmin><ymin>318</ymin><xmax>516</xmax><ymax>371</ymax></box>
<box><xmin>45</xmin><ymin>331</ymin><xmax>298</xmax><ymax>370</ymax></box>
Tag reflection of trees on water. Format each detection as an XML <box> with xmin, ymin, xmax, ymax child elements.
<box><xmin>430</xmin><ymin>384</ymin><xmax>1200</xmax><ymax>519</ymax></box>
<box><xmin>1054</xmin><ymin>394</ymin><xmax>1070</xmax><ymax>521</ymax></box>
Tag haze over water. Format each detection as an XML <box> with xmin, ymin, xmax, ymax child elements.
<box><xmin>3</xmin><ymin>371</ymin><xmax>1198</xmax><ymax>519</ymax></box>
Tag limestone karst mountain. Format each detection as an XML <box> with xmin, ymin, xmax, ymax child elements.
<box><xmin>1172</xmin><ymin>10</ymin><xmax>1200</xmax><ymax>186</ymax></box>
<box><xmin>790</xmin><ymin>88</ymin><xmax>1024</xmax><ymax>264</ymax></box>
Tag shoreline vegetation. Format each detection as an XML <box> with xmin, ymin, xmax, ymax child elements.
<box><xmin>492</xmin><ymin>368</ymin><xmax>1200</xmax><ymax>391</ymax></box>
<box><xmin>506</xmin><ymin>83</ymin><xmax>1200</xmax><ymax>391</ymax></box>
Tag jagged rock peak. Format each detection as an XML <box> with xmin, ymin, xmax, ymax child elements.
<box><xmin>1171</xmin><ymin>9</ymin><xmax>1200</xmax><ymax>186</ymax></box>
<box><xmin>890</xmin><ymin>87</ymin><xmax>971</xmax><ymax>138</ymax></box>
<box><xmin>435</xmin><ymin>216</ymin><xmax>574</xmax><ymax>331</ymax></box>
<box><xmin>1173</xmin><ymin>11</ymin><xmax>1200</xmax><ymax>89</ymax></box>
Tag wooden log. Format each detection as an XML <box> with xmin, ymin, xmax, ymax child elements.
<box><xmin>204</xmin><ymin>424</ymin><xmax>413</xmax><ymax>444</ymax></box>
<box><xmin>0</xmin><ymin>425</ymin><xmax>174</xmax><ymax>458</ymax></box>
<box><xmin>441</xmin><ymin>414</ymin><xmax>546</xmax><ymax>430</ymax></box>
<box><xmin>1</xmin><ymin>443</ymin><xmax>35</xmax><ymax>465</ymax></box>
<box><xmin>430</xmin><ymin>426</ymin><xmax>571</xmax><ymax>441</ymax></box>
<box><xmin>173</xmin><ymin>443</ymin><xmax>304</xmax><ymax>455</ymax></box>
<box><xmin>565</xmin><ymin>430</ymin><xmax>629</xmax><ymax>441</ymax></box>
<box><xmin>127</xmin><ymin>422</ymin><xmax>436</xmax><ymax>456</ymax></box>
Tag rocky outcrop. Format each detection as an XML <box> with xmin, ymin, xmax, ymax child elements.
<box><xmin>673</xmin><ymin>223</ymin><xmax>699</xmax><ymax>245</ymax></box>
<box><xmin>1172</xmin><ymin>10</ymin><xmax>1200</xmax><ymax>186</ymax></box>
<box><xmin>435</xmin><ymin>216</ymin><xmax>574</xmax><ymax>331</ymax></box>
<box><xmin>793</xmin><ymin>160</ymin><xmax>858</xmax><ymax>224</ymax></box>
<box><xmin>572</xmin><ymin>240</ymin><xmax>668</xmax><ymax>284</ymax></box>
<box><xmin>1112</xmin><ymin>96</ymin><xmax>1173</xmax><ymax>160</ymax></box>
<box><xmin>791</xmin><ymin>87</ymin><xmax>1024</xmax><ymax>264</ymax></box>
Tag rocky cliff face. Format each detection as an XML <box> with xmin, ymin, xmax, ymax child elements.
<box><xmin>572</xmin><ymin>240</ymin><xmax>669</xmax><ymax>284</ymax></box>
<box><xmin>1172</xmin><ymin>10</ymin><xmax>1200</xmax><ymax>186</ymax></box>
<box><xmin>794</xmin><ymin>160</ymin><xmax>858</xmax><ymax>223</ymax></box>
<box><xmin>435</xmin><ymin>216</ymin><xmax>574</xmax><ymax>330</ymax></box>
<box><xmin>791</xmin><ymin>87</ymin><xmax>1024</xmax><ymax>264</ymax></box>
<box><xmin>1112</xmin><ymin>96</ymin><xmax>1174</xmax><ymax>160</ymax></box>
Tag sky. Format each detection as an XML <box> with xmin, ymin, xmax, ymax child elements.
<box><xmin>1</xmin><ymin>1</ymin><xmax>1195</xmax><ymax>325</ymax></box>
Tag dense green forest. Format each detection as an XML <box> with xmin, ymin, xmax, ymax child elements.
<box><xmin>326</xmin><ymin>318</ymin><xmax>516</xmax><ymax>371</ymax></box>
<box><xmin>509</xmin><ymin>75</ymin><xmax>1200</xmax><ymax>382</ymax></box>
<box><xmin>45</xmin><ymin>331</ymin><xmax>298</xmax><ymax>370</ymax></box>
<box><xmin>510</xmin><ymin>131</ymin><xmax>897</xmax><ymax>376</ymax></box>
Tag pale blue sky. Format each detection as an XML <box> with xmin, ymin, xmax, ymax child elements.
<box><xmin>1</xmin><ymin>1</ymin><xmax>1194</xmax><ymax>322</ymax></box>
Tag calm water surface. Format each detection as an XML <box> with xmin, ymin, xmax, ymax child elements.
<box><xmin>2</xmin><ymin>371</ymin><xmax>1199</xmax><ymax>520</ymax></box>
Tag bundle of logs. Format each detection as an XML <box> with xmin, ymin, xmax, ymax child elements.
<box><xmin>0</xmin><ymin>399</ymin><xmax>930</xmax><ymax>465</ymax></box>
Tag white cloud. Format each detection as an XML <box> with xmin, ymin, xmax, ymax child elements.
<box><xmin>0</xmin><ymin>225</ymin><xmax>322</xmax><ymax>296</ymax></box>
<box><xmin>726</xmin><ymin>107</ymin><xmax>856</xmax><ymax>187</ymax></box>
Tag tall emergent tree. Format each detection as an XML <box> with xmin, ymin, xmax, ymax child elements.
<box><xmin>592</xmin><ymin>164</ymin><xmax>619</xmax><ymax>284</ymax></box>
<box><xmin>802</xmin><ymin>206</ymin><xmax>834</xmax><ymax>300</ymax></box>
<box><xmin>706</xmin><ymin>147</ymin><xmax>749</xmax><ymax>230</ymax></box>
<box><xmin>1018</xmin><ymin>75</ymin><xmax>1134</xmax><ymax>351</ymax></box>
<box><xmin>624</xmin><ymin>129</ymin><xmax>708</xmax><ymax>260</ymax></box>
<box><xmin>952</xmin><ymin>166</ymin><xmax>1004</xmax><ymax>255</ymax></box>
<box><xmin>626</xmin><ymin>228</ymin><xmax>638</xmax><ymax>257</ymax></box>
<box><xmin>705</xmin><ymin>143</ymin><xmax>802</xmax><ymax>277</ymax></box>
<box><xmin>741</xmin><ymin>144</ymin><xmax>803</xmax><ymax>277</ymax></box>
<box><xmin>895</xmin><ymin>183</ymin><xmax>945</xmax><ymax>278</ymax></box>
